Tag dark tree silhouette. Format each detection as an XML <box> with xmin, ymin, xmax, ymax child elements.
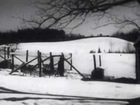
<box><xmin>112</xmin><ymin>29</ymin><xmax>140</xmax><ymax>42</ymax></box>
<box><xmin>22</xmin><ymin>0</ymin><xmax>139</xmax><ymax>29</ymax></box>
<box><xmin>0</xmin><ymin>28</ymin><xmax>86</xmax><ymax>44</ymax></box>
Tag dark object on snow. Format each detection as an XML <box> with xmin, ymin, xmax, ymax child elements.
<box><xmin>113</xmin><ymin>77</ymin><xmax>137</xmax><ymax>84</ymax></box>
<box><xmin>20</xmin><ymin>64</ymin><xmax>35</xmax><ymax>76</ymax></box>
<box><xmin>43</xmin><ymin>64</ymin><xmax>58</xmax><ymax>77</ymax></box>
<box><xmin>58</xmin><ymin>55</ymin><xmax>65</xmax><ymax>76</ymax></box>
<box><xmin>0</xmin><ymin>60</ymin><xmax>11</xmax><ymax>69</ymax></box>
<box><xmin>128</xmin><ymin>97</ymin><xmax>140</xmax><ymax>105</ymax></box>
<box><xmin>134</xmin><ymin>37</ymin><xmax>140</xmax><ymax>83</ymax></box>
<box><xmin>91</xmin><ymin>67</ymin><xmax>104</xmax><ymax>80</ymax></box>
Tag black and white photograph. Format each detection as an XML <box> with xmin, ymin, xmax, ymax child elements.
<box><xmin>0</xmin><ymin>0</ymin><xmax>140</xmax><ymax>105</ymax></box>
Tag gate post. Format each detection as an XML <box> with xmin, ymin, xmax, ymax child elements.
<box><xmin>99</xmin><ymin>55</ymin><xmax>102</xmax><ymax>67</ymax></box>
<box><xmin>50</xmin><ymin>52</ymin><xmax>54</xmax><ymax>70</ymax></box>
<box><xmin>11</xmin><ymin>54</ymin><xmax>14</xmax><ymax>72</ymax></box>
<box><xmin>38</xmin><ymin>51</ymin><xmax>42</xmax><ymax>77</ymax></box>
<box><xmin>70</xmin><ymin>53</ymin><xmax>72</xmax><ymax>70</ymax></box>
<box><xmin>26</xmin><ymin>50</ymin><xmax>29</xmax><ymax>62</ymax></box>
<box><xmin>93</xmin><ymin>55</ymin><xmax>96</xmax><ymax>69</ymax></box>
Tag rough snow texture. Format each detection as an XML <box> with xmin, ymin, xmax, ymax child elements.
<box><xmin>0</xmin><ymin>70</ymin><xmax>139</xmax><ymax>105</ymax></box>
<box><xmin>0</xmin><ymin>73</ymin><xmax>138</xmax><ymax>99</ymax></box>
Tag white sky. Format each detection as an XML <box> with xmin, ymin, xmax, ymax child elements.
<box><xmin>0</xmin><ymin>0</ymin><xmax>139</xmax><ymax>36</ymax></box>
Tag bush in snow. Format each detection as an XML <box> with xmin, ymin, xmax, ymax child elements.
<box><xmin>89</xmin><ymin>50</ymin><xmax>96</xmax><ymax>53</ymax></box>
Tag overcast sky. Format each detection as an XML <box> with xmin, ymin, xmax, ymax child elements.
<box><xmin>0</xmin><ymin>0</ymin><xmax>139</xmax><ymax>36</ymax></box>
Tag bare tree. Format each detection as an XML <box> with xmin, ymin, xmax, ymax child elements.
<box><xmin>94</xmin><ymin>14</ymin><xmax>140</xmax><ymax>32</ymax></box>
<box><xmin>23</xmin><ymin>0</ymin><xmax>139</xmax><ymax>29</ymax></box>
<box><xmin>92</xmin><ymin>1</ymin><xmax>140</xmax><ymax>32</ymax></box>
<box><xmin>112</xmin><ymin>14</ymin><xmax>140</xmax><ymax>32</ymax></box>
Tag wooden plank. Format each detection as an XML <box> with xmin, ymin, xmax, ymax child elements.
<box><xmin>38</xmin><ymin>51</ymin><xmax>42</xmax><ymax>77</ymax></box>
<box><xmin>7</xmin><ymin>47</ymin><xmax>10</xmax><ymax>59</ymax></box>
<box><xmin>93</xmin><ymin>55</ymin><xmax>96</xmax><ymax>69</ymax></box>
<box><xmin>33</xmin><ymin>55</ymin><xmax>61</xmax><ymax>68</ymax></box>
<box><xmin>14</xmin><ymin>55</ymin><xmax>25</xmax><ymax>63</ymax></box>
<box><xmin>50</xmin><ymin>52</ymin><xmax>54</xmax><ymax>70</ymax></box>
<box><xmin>137</xmin><ymin>48</ymin><xmax>140</xmax><ymax>82</ymax></box>
<box><xmin>33</xmin><ymin>57</ymin><xmax>50</xmax><ymax>68</ymax></box>
<box><xmin>99</xmin><ymin>55</ymin><xmax>101</xmax><ymax>66</ymax></box>
<box><xmin>9</xmin><ymin>56</ymin><xmax>38</xmax><ymax>74</ymax></box>
<box><xmin>26</xmin><ymin>50</ymin><xmax>29</xmax><ymax>62</ymax></box>
<box><xmin>4</xmin><ymin>47</ymin><xmax>6</xmax><ymax>59</ymax></box>
<box><xmin>64</xmin><ymin>58</ymin><xmax>85</xmax><ymax>78</ymax></box>
<box><xmin>70</xmin><ymin>53</ymin><xmax>72</xmax><ymax>70</ymax></box>
<box><xmin>0</xmin><ymin>54</ymin><xmax>11</xmax><ymax>64</ymax></box>
<box><xmin>11</xmin><ymin>54</ymin><xmax>14</xmax><ymax>72</ymax></box>
<box><xmin>136</xmin><ymin>48</ymin><xmax>138</xmax><ymax>82</ymax></box>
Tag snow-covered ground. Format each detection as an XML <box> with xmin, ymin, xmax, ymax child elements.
<box><xmin>11</xmin><ymin>53</ymin><xmax>135</xmax><ymax>79</ymax></box>
<box><xmin>0</xmin><ymin>70</ymin><xmax>140</xmax><ymax>105</ymax></box>
<box><xmin>0</xmin><ymin>38</ymin><xmax>135</xmax><ymax>79</ymax></box>
<box><xmin>0</xmin><ymin>71</ymin><xmax>139</xmax><ymax>99</ymax></box>
<box><xmin>17</xmin><ymin>37</ymin><xmax>135</xmax><ymax>54</ymax></box>
<box><xmin>9</xmin><ymin>37</ymin><xmax>135</xmax><ymax>79</ymax></box>
<box><xmin>72</xmin><ymin>53</ymin><xmax>135</xmax><ymax>78</ymax></box>
<box><xmin>0</xmin><ymin>37</ymin><xmax>138</xmax><ymax>105</ymax></box>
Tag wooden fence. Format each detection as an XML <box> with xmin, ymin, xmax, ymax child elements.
<box><xmin>0</xmin><ymin>46</ymin><xmax>103</xmax><ymax>79</ymax></box>
<box><xmin>0</xmin><ymin>47</ymin><xmax>85</xmax><ymax>78</ymax></box>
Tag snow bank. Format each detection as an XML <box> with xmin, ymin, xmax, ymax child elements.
<box><xmin>12</xmin><ymin>37</ymin><xmax>136</xmax><ymax>78</ymax></box>
<box><xmin>17</xmin><ymin>37</ymin><xmax>135</xmax><ymax>54</ymax></box>
<box><xmin>0</xmin><ymin>74</ymin><xmax>140</xmax><ymax>100</ymax></box>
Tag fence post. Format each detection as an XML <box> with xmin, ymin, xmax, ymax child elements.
<box><xmin>64</xmin><ymin>58</ymin><xmax>85</xmax><ymax>78</ymax></box>
<box><xmin>38</xmin><ymin>51</ymin><xmax>42</xmax><ymax>77</ymax></box>
<box><xmin>26</xmin><ymin>50</ymin><xmax>29</xmax><ymax>62</ymax></box>
<box><xmin>50</xmin><ymin>52</ymin><xmax>54</xmax><ymax>70</ymax></box>
<box><xmin>93</xmin><ymin>55</ymin><xmax>96</xmax><ymax>69</ymax></box>
<box><xmin>11</xmin><ymin>54</ymin><xmax>14</xmax><ymax>72</ymax></box>
<box><xmin>99</xmin><ymin>55</ymin><xmax>101</xmax><ymax>66</ymax></box>
<box><xmin>4</xmin><ymin>47</ymin><xmax>6</xmax><ymax>59</ymax></box>
<box><xmin>70</xmin><ymin>53</ymin><xmax>72</xmax><ymax>70</ymax></box>
<box><xmin>7</xmin><ymin>47</ymin><xmax>10</xmax><ymax>59</ymax></box>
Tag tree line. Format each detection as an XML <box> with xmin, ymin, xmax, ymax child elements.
<box><xmin>0</xmin><ymin>28</ymin><xmax>85</xmax><ymax>44</ymax></box>
<box><xmin>111</xmin><ymin>29</ymin><xmax>140</xmax><ymax>42</ymax></box>
<box><xmin>0</xmin><ymin>28</ymin><xmax>139</xmax><ymax>45</ymax></box>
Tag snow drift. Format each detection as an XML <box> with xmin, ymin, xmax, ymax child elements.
<box><xmin>9</xmin><ymin>37</ymin><xmax>135</xmax><ymax>79</ymax></box>
<box><xmin>17</xmin><ymin>37</ymin><xmax>135</xmax><ymax>54</ymax></box>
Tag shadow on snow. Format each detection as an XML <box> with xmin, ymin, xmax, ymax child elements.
<box><xmin>0</xmin><ymin>86</ymin><xmax>139</xmax><ymax>105</ymax></box>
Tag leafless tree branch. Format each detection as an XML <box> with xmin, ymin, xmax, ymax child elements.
<box><xmin>22</xmin><ymin>0</ymin><xmax>138</xmax><ymax>29</ymax></box>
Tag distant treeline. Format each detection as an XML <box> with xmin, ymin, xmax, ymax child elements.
<box><xmin>88</xmin><ymin>29</ymin><xmax>140</xmax><ymax>43</ymax></box>
<box><xmin>111</xmin><ymin>29</ymin><xmax>140</xmax><ymax>42</ymax></box>
<box><xmin>0</xmin><ymin>28</ymin><xmax>85</xmax><ymax>44</ymax></box>
<box><xmin>0</xmin><ymin>28</ymin><xmax>139</xmax><ymax>44</ymax></box>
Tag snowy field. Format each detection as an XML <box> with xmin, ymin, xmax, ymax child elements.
<box><xmin>12</xmin><ymin>37</ymin><xmax>136</xmax><ymax>79</ymax></box>
<box><xmin>0</xmin><ymin>70</ymin><xmax>140</xmax><ymax>105</ymax></box>
<box><xmin>0</xmin><ymin>37</ymin><xmax>138</xmax><ymax>105</ymax></box>
<box><xmin>17</xmin><ymin>37</ymin><xmax>135</xmax><ymax>54</ymax></box>
<box><xmin>12</xmin><ymin>53</ymin><xmax>136</xmax><ymax>79</ymax></box>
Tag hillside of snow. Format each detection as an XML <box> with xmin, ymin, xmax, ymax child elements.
<box><xmin>9</xmin><ymin>37</ymin><xmax>135</xmax><ymax>79</ymax></box>
<box><xmin>0</xmin><ymin>37</ymin><xmax>138</xmax><ymax>105</ymax></box>
<box><xmin>17</xmin><ymin>37</ymin><xmax>135</xmax><ymax>54</ymax></box>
